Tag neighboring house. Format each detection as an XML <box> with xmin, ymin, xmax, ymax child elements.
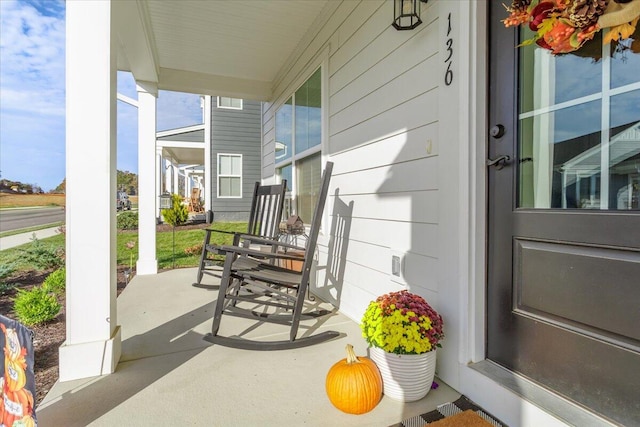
<box><xmin>155</xmin><ymin>97</ymin><xmax>262</xmax><ymax>222</ymax></box>
<box><xmin>209</xmin><ymin>97</ymin><xmax>262</xmax><ymax>221</ymax></box>
<box><xmin>63</xmin><ymin>2</ymin><xmax>640</xmax><ymax>426</ymax></box>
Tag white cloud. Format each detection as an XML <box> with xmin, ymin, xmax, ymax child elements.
<box><xmin>0</xmin><ymin>0</ymin><xmax>65</xmax><ymax>117</ymax></box>
<box><xmin>0</xmin><ymin>1</ymin><xmax>205</xmax><ymax>190</ymax></box>
<box><xmin>0</xmin><ymin>0</ymin><xmax>65</xmax><ymax>190</ymax></box>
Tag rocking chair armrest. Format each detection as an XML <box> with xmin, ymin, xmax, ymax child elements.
<box><xmin>204</xmin><ymin>228</ymin><xmax>239</xmax><ymax>236</ymax></box>
<box><xmin>237</xmin><ymin>234</ymin><xmax>305</xmax><ymax>252</ymax></box>
<box><xmin>217</xmin><ymin>245</ymin><xmax>306</xmax><ymax>261</ymax></box>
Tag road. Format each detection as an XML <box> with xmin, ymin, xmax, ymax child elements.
<box><xmin>0</xmin><ymin>207</ymin><xmax>65</xmax><ymax>233</ymax></box>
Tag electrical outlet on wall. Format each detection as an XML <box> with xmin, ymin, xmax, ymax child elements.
<box><xmin>390</xmin><ymin>249</ymin><xmax>407</xmax><ymax>285</ymax></box>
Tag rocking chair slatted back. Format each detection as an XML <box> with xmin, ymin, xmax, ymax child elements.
<box><xmin>194</xmin><ymin>180</ymin><xmax>286</xmax><ymax>287</ymax></box>
<box><xmin>247</xmin><ymin>182</ymin><xmax>286</xmax><ymax>239</ymax></box>
<box><xmin>204</xmin><ymin>162</ymin><xmax>338</xmax><ymax>350</ymax></box>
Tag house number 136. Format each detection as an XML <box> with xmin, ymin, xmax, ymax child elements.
<box><xmin>444</xmin><ymin>13</ymin><xmax>453</xmax><ymax>86</ymax></box>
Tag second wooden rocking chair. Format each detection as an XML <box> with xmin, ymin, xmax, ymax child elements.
<box><xmin>204</xmin><ymin>162</ymin><xmax>339</xmax><ymax>350</ymax></box>
<box><xmin>194</xmin><ymin>181</ymin><xmax>286</xmax><ymax>287</ymax></box>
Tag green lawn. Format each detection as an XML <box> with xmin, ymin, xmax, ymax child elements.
<box><xmin>0</xmin><ymin>222</ymin><xmax>248</xmax><ymax>274</ymax></box>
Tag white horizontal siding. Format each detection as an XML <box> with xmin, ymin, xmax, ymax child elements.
<box><xmin>331</xmin><ymin>157</ymin><xmax>438</xmax><ymax>197</ymax></box>
<box><xmin>333</xmin><ymin>1</ymin><xmax>384</xmax><ymax>52</ymax></box>
<box><xmin>331</xmin><ymin>124</ymin><xmax>438</xmax><ymax>174</ymax></box>
<box><xmin>330</xmin><ymin>89</ymin><xmax>438</xmax><ymax>154</ymax></box>
<box><xmin>330</xmin><ymin>57</ymin><xmax>439</xmax><ymax>135</ymax></box>
<box><xmin>330</xmin><ymin>22</ymin><xmax>438</xmax><ymax>115</ymax></box>
<box><xmin>263</xmin><ymin>0</ymin><xmax>442</xmax><ymax>326</ymax></box>
<box><xmin>340</xmin><ymin>191</ymin><xmax>437</xmax><ymax>223</ymax></box>
<box><xmin>329</xmin><ymin>1</ymin><xmax>388</xmax><ymax>80</ymax></box>
<box><xmin>336</xmin><ymin>216</ymin><xmax>439</xmax><ymax>259</ymax></box>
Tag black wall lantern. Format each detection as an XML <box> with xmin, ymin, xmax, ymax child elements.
<box><xmin>393</xmin><ymin>0</ymin><xmax>427</xmax><ymax>31</ymax></box>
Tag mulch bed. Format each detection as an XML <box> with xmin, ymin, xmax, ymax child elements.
<box><xmin>0</xmin><ymin>267</ymin><xmax>131</xmax><ymax>405</ymax></box>
<box><xmin>0</xmin><ymin>221</ymin><xmax>211</xmax><ymax>406</ymax></box>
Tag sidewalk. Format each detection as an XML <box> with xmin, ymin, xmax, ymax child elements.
<box><xmin>0</xmin><ymin>226</ymin><xmax>61</xmax><ymax>251</ymax></box>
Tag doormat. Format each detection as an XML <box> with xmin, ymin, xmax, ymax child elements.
<box><xmin>390</xmin><ymin>396</ymin><xmax>505</xmax><ymax>427</ymax></box>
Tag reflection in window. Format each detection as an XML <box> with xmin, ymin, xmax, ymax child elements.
<box><xmin>274</xmin><ymin>67</ymin><xmax>323</xmax><ymax>223</ymax></box>
<box><xmin>275</xmin><ymin>98</ymin><xmax>292</xmax><ymax>162</ymax></box>
<box><xmin>517</xmin><ymin>28</ymin><xmax>640</xmax><ymax>211</ymax></box>
<box><xmin>610</xmin><ymin>91</ymin><xmax>640</xmax><ymax>210</ymax></box>
<box><xmin>277</xmin><ymin>164</ymin><xmax>293</xmax><ymax>219</ymax></box>
<box><xmin>610</xmin><ymin>26</ymin><xmax>640</xmax><ymax>89</ymax></box>
<box><xmin>295</xmin><ymin>68</ymin><xmax>322</xmax><ymax>154</ymax></box>
<box><xmin>296</xmin><ymin>153</ymin><xmax>321</xmax><ymax>223</ymax></box>
<box><xmin>519</xmin><ymin>29</ymin><xmax>602</xmax><ymax>113</ymax></box>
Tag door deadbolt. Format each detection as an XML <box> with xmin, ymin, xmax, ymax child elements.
<box><xmin>487</xmin><ymin>155</ymin><xmax>511</xmax><ymax>170</ymax></box>
<box><xmin>490</xmin><ymin>124</ymin><xmax>505</xmax><ymax>139</ymax></box>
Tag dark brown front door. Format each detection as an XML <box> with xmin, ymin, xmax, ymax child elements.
<box><xmin>488</xmin><ymin>4</ymin><xmax>640</xmax><ymax>425</ymax></box>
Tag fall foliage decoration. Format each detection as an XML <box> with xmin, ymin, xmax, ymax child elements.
<box><xmin>503</xmin><ymin>0</ymin><xmax>640</xmax><ymax>54</ymax></box>
<box><xmin>1</xmin><ymin>323</ymin><xmax>37</xmax><ymax>427</ymax></box>
<box><xmin>325</xmin><ymin>344</ymin><xmax>383</xmax><ymax>415</ymax></box>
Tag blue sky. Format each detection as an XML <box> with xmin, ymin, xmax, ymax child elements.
<box><xmin>0</xmin><ymin>0</ymin><xmax>203</xmax><ymax>191</ymax></box>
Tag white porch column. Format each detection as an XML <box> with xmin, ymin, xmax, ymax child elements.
<box><xmin>173</xmin><ymin>163</ymin><xmax>180</xmax><ymax>195</ymax></box>
<box><xmin>185</xmin><ymin>169</ymin><xmax>192</xmax><ymax>197</ymax></box>
<box><xmin>165</xmin><ymin>160</ymin><xmax>172</xmax><ymax>193</ymax></box>
<box><xmin>136</xmin><ymin>81</ymin><xmax>158</xmax><ymax>274</ymax></box>
<box><xmin>156</xmin><ymin>147</ymin><xmax>163</xmax><ymax>218</ymax></box>
<box><xmin>61</xmin><ymin>0</ymin><xmax>121</xmax><ymax>381</ymax></box>
<box><xmin>204</xmin><ymin>96</ymin><xmax>212</xmax><ymax>211</ymax></box>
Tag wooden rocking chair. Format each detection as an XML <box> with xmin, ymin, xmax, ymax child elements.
<box><xmin>203</xmin><ymin>162</ymin><xmax>339</xmax><ymax>350</ymax></box>
<box><xmin>189</xmin><ymin>187</ymin><xmax>203</xmax><ymax>212</ymax></box>
<box><xmin>194</xmin><ymin>181</ymin><xmax>286</xmax><ymax>287</ymax></box>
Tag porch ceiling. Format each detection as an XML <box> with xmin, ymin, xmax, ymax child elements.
<box><xmin>115</xmin><ymin>0</ymin><xmax>331</xmax><ymax>101</ymax></box>
<box><xmin>160</xmin><ymin>145</ymin><xmax>204</xmax><ymax>166</ymax></box>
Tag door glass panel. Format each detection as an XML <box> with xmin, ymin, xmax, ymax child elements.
<box><xmin>610</xmin><ymin>90</ymin><xmax>640</xmax><ymax>210</ymax></box>
<box><xmin>610</xmin><ymin>26</ymin><xmax>640</xmax><ymax>89</ymax></box>
<box><xmin>519</xmin><ymin>31</ymin><xmax>602</xmax><ymax>113</ymax></box>
<box><xmin>519</xmin><ymin>101</ymin><xmax>602</xmax><ymax>208</ymax></box>
<box><xmin>517</xmin><ymin>28</ymin><xmax>640</xmax><ymax>210</ymax></box>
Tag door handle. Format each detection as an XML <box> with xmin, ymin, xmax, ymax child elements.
<box><xmin>486</xmin><ymin>155</ymin><xmax>511</xmax><ymax>170</ymax></box>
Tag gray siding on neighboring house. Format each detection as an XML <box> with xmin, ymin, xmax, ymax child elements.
<box><xmin>157</xmin><ymin>128</ymin><xmax>204</xmax><ymax>142</ymax></box>
<box><xmin>210</xmin><ymin>99</ymin><xmax>262</xmax><ymax>221</ymax></box>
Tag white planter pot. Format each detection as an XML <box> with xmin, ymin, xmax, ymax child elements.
<box><xmin>369</xmin><ymin>347</ymin><xmax>437</xmax><ymax>402</ymax></box>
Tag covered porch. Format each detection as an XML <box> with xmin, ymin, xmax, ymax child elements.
<box><xmin>60</xmin><ymin>0</ymin><xmax>624</xmax><ymax>425</ymax></box>
<box><xmin>37</xmin><ymin>268</ymin><xmax>460</xmax><ymax>425</ymax></box>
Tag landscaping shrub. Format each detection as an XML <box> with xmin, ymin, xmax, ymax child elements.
<box><xmin>13</xmin><ymin>286</ymin><xmax>61</xmax><ymax>326</ymax></box>
<box><xmin>161</xmin><ymin>193</ymin><xmax>189</xmax><ymax>227</ymax></box>
<box><xmin>0</xmin><ymin>263</ymin><xmax>15</xmax><ymax>295</ymax></box>
<box><xmin>21</xmin><ymin>236</ymin><xmax>65</xmax><ymax>270</ymax></box>
<box><xmin>117</xmin><ymin>211</ymin><xmax>138</xmax><ymax>230</ymax></box>
<box><xmin>43</xmin><ymin>267</ymin><xmax>66</xmax><ymax>294</ymax></box>
<box><xmin>0</xmin><ymin>263</ymin><xmax>14</xmax><ymax>282</ymax></box>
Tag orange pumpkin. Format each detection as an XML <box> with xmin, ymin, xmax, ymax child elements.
<box><xmin>2</xmin><ymin>388</ymin><xmax>34</xmax><ymax>427</ymax></box>
<box><xmin>325</xmin><ymin>344</ymin><xmax>382</xmax><ymax>415</ymax></box>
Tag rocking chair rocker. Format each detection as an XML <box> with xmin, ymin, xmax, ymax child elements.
<box><xmin>203</xmin><ymin>162</ymin><xmax>339</xmax><ymax>350</ymax></box>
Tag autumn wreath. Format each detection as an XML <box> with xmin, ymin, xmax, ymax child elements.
<box><xmin>503</xmin><ymin>0</ymin><xmax>640</xmax><ymax>54</ymax></box>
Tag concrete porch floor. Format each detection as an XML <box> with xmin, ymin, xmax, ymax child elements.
<box><xmin>37</xmin><ymin>267</ymin><xmax>460</xmax><ymax>426</ymax></box>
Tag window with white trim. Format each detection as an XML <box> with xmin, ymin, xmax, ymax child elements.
<box><xmin>275</xmin><ymin>67</ymin><xmax>322</xmax><ymax>223</ymax></box>
<box><xmin>217</xmin><ymin>97</ymin><xmax>243</xmax><ymax>110</ymax></box>
<box><xmin>217</xmin><ymin>154</ymin><xmax>242</xmax><ymax>198</ymax></box>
